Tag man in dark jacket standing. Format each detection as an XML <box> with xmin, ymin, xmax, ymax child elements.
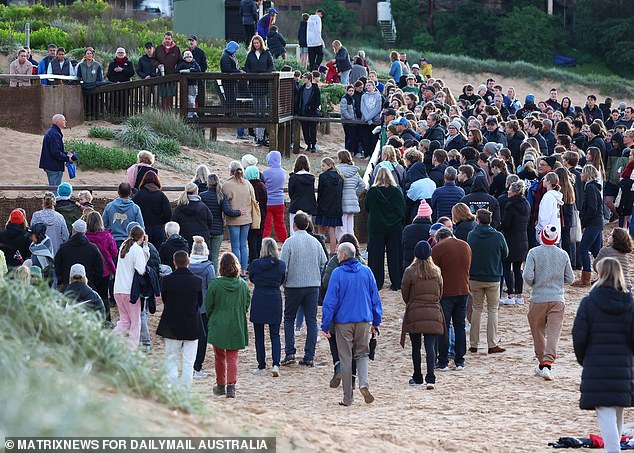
<box><xmin>295</xmin><ymin>72</ymin><xmax>321</xmax><ymax>152</ymax></box>
<box><xmin>430</xmin><ymin>167</ymin><xmax>464</xmax><ymax>221</ymax></box>
<box><xmin>159</xmin><ymin>221</ymin><xmax>191</xmax><ymax>270</ymax></box>
<box><xmin>39</xmin><ymin>114</ymin><xmax>73</xmax><ymax>190</ymax></box>
<box><xmin>137</xmin><ymin>42</ymin><xmax>158</xmax><ymax>79</ymax></box>
<box><xmin>429</xmin><ymin>150</ymin><xmax>449</xmax><ymax>188</ymax></box>
<box><xmin>467</xmin><ymin>209</ymin><xmax>508</xmax><ymax>354</ymax></box>
<box><xmin>239</xmin><ymin>0</ymin><xmax>259</xmax><ymax>45</ymax></box>
<box><xmin>483</xmin><ymin>117</ymin><xmax>507</xmax><ymax>147</ymax></box>
<box><xmin>220</xmin><ymin>40</ymin><xmax>248</xmax><ymax>139</ymax></box>
<box><xmin>54</xmin><ymin>219</ymin><xmax>104</xmax><ymax>291</ymax></box>
<box><xmin>460</xmin><ymin>177</ymin><xmax>501</xmax><ymax>229</ymax></box>
<box><xmin>321</xmin><ymin>242</ymin><xmax>382</xmax><ymax>406</ymax></box>
<box><xmin>157</xmin><ymin>250</ymin><xmax>203</xmax><ymax>389</ymax></box>
<box><xmin>583</xmin><ymin>94</ymin><xmax>604</xmax><ymax>123</ymax></box>
<box><xmin>423</xmin><ymin>113</ymin><xmax>445</xmax><ymax>143</ymax></box>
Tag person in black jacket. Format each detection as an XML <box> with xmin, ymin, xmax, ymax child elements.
<box><xmin>106</xmin><ymin>47</ymin><xmax>135</xmax><ymax>83</ymax></box>
<box><xmin>171</xmin><ymin>183</ymin><xmax>214</xmax><ymax>250</ymax></box>
<box><xmin>248</xmin><ymin>238</ymin><xmax>286</xmax><ymax>376</ymax></box>
<box><xmin>267</xmin><ymin>25</ymin><xmax>287</xmax><ymax>59</ymax></box>
<box><xmin>505</xmin><ymin>121</ymin><xmax>525</xmax><ymax>166</ymax></box>
<box><xmin>451</xmin><ymin>202</ymin><xmax>476</xmax><ymax>242</ymax></box>
<box><xmin>64</xmin><ymin>263</ymin><xmax>106</xmax><ymax>321</ymax></box>
<box><xmin>244</xmin><ymin>35</ymin><xmax>274</xmax><ymax>146</ymax></box>
<box><xmin>54</xmin><ymin>219</ymin><xmax>103</xmax><ymax>291</ymax></box>
<box><xmin>332</xmin><ymin>40</ymin><xmax>352</xmax><ymax>85</ymax></box>
<box><xmin>573</xmin><ymin>165</ymin><xmax>604</xmax><ymax>287</ymax></box>
<box><xmin>239</xmin><ymin>0</ymin><xmax>259</xmax><ymax>45</ymax></box>
<box><xmin>157</xmin><ymin>250</ymin><xmax>203</xmax><ymax>389</ymax></box>
<box><xmin>186</xmin><ymin>35</ymin><xmax>208</xmax><ymax>108</ymax></box>
<box><xmin>137</xmin><ymin>42</ymin><xmax>158</xmax><ymax>79</ymax></box>
<box><xmin>176</xmin><ymin>51</ymin><xmax>201</xmax><ymax>118</ymax></box>
<box><xmin>297</xmin><ymin>13</ymin><xmax>309</xmax><ymax>68</ymax></box>
<box><xmin>160</xmin><ymin>221</ymin><xmax>192</xmax><ymax>270</ymax></box>
<box><xmin>489</xmin><ymin>158</ymin><xmax>509</xmax><ymax>199</ymax></box>
<box><xmin>401</xmin><ymin>199</ymin><xmax>432</xmax><ymax>272</ymax></box>
<box><xmin>0</xmin><ymin>209</ymin><xmax>31</xmax><ymax>268</ymax></box>
<box><xmin>316</xmin><ymin>157</ymin><xmax>344</xmax><ymax>254</ymax></box>
<box><xmin>288</xmin><ymin>155</ymin><xmax>319</xmax><ymax>231</ymax></box>
<box><xmin>572</xmin><ymin>257</ymin><xmax>634</xmax><ymax>453</ymax></box>
<box><xmin>459</xmin><ymin>177</ymin><xmax>501</xmax><ymax>229</ymax></box>
<box><xmin>200</xmin><ymin>173</ymin><xmax>241</xmax><ymax>271</ymax></box>
<box><xmin>132</xmin><ymin>171</ymin><xmax>172</xmax><ymax>249</ymax></box>
<box><xmin>422</xmin><ymin>113</ymin><xmax>445</xmax><ymax>143</ymax></box>
<box><xmin>499</xmin><ymin>180</ymin><xmax>530</xmax><ymax>304</ymax></box>
<box><xmin>296</xmin><ymin>72</ymin><xmax>321</xmax><ymax>152</ymax></box>
<box><xmin>219</xmin><ymin>41</ymin><xmax>248</xmax><ymax>139</ymax></box>
<box><xmin>429</xmin><ymin>150</ymin><xmax>449</xmax><ymax>188</ymax></box>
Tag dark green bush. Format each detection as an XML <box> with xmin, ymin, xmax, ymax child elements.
<box><xmin>30</xmin><ymin>27</ymin><xmax>71</xmax><ymax>51</ymax></box>
<box><xmin>88</xmin><ymin>126</ymin><xmax>115</xmax><ymax>140</ymax></box>
<box><xmin>65</xmin><ymin>139</ymin><xmax>137</xmax><ymax>170</ymax></box>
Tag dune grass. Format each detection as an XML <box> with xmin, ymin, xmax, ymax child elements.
<box><xmin>66</xmin><ymin>139</ymin><xmax>137</xmax><ymax>170</ymax></box>
<box><xmin>0</xmin><ymin>279</ymin><xmax>202</xmax><ymax>435</ymax></box>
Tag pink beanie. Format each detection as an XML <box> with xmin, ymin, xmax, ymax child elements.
<box><xmin>417</xmin><ymin>200</ymin><xmax>432</xmax><ymax>218</ymax></box>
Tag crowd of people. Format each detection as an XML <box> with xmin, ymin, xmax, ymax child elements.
<box><xmin>5</xmin><ymin>22</ymin><xmax>634</xmax><ymax>448</ymax></box>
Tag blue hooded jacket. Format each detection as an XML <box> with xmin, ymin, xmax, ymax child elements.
<box><xmin>321</xmin><ymin>259</ymin><xmax>383</xmax><ymax>330</ymax></box>
<box><xmin>102</xmin><ymin>197</ymin><xmax>145</xmax><ymax>242</ymax></box>
<box><xmin>263</xmin><ymin>150</ymin><xmax>286</xmax><ymax>206</ymax></box>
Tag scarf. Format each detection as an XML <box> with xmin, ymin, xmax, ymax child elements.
<box><xmin>622</xmin><ymin>160</ymin><xmax>634</xmax><ymax>180</ymax></box>
<box><xmin>162</xmin><ymin>42</ymin><xmax>176</xmax><ymax>54</ymax></box>
<box><xmin>115</xmin><ymin>56</ymin><xmax>127</xmax><ymax>66</ymax></box>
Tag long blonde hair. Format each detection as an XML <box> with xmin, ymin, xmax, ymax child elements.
<box><xmin>249</xmin><ymin>35</ymin><xmax>267</xmax><ymax>52</ymax></box>
<box><xmin>594</xmin><ymin>257</ymin><xmax>627</xmax><ymax>293</ymax></box>
<box><xmin>408</xmin><ymin>255</ymin><xmax>442</xmax><ymax>280</ymax></box>
<box><xmin>177</xmin><ymin>182</ymin><xmax>198</xmax><ymax>206</ymax></box>
<box><xmin>373</xmin><ymin>166</ymin><xmax>397</xmax><ymax>187</ymax></box>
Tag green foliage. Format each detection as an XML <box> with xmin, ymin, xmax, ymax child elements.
<box><xmin>0</xmin><ymin>29</ymin><xmax>26</xmax><ymax>49</ymax></box>
<box><xmin>115</xmin><ymin>122</ymin><xmax>162</xmax><ymax>153</ymax></box>
<box><xmin>412</xmin><ymin>30</ymin><xmax>434</xmax><ymax>52</ymax></box>
<box><xmin>30</xmin><ymin>26</ymin><xmax>71</xmax><ymax>51</ymax></box>
<box><xmin>58</xmin><ymin>0</ymin><xmax>112</xmax><ymax>22</ymax></box>
<box><xmin>88</xmin><ymin>126</ymin><xmax>115</xmax><ymax>140</ymax></box>
<box><xmin>201</xmin><ymin>44</ymin><xmax>223</xmax><ymax>72</ymax></box>
<box><xmin>136</xmin><ymin>110</ymin><xmax>209</xmax><ymax>149</ymax></box>
<box><xmin>495</xmin><ymin>6</ymin><xmax>559</xmax><ymax>63</ymax></box>
<box><xmin>65</xmin><ymin>139</ymin><xmax>137</xmax><ymax>170</ymax></box>
<box><xmin>316</xmin><ymin>0</ymin><xmax>361</xmax><ymax>40</ymax></box>
<box><xmin>320</xmin><ymin>84</ymin><xmax>347</xmax><ymax>113</ymax></box>
<box><xmin>432</xmin><ymin>3</ymin><xmax>496</xmax><ymax>58</ymax></box>
<box><xmin>155</xmin><ymin>137</ymin><xmax>181</xmax><ymax>155</ymax></box>
<box><xmin>0</xmin><ymin>279</ymin><xmax>201</xmax><ymax>436</ymax></box>
<box><xmin>391</xmin><ymin>0</ymin><xmax>421</xmax><ymax>47</ymax></box>
<box><xmin>274</xmin><ymin>56</ymin><xmax>303</xmax><ymax>73</ymax></box>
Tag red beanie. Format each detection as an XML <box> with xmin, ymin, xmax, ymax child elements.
<box><xmin>8</xmin><ymin>209</ymin><xmax>25</xmax><ymax>225</ymax></box>
<box><xmin>540</xmin><ymin>224</ymin><xmax>559</xmax><ymax>245</ymax></box>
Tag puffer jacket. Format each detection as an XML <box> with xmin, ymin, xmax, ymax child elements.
<box><xmin>288</xmin><ymin>171</ymin><xmax>318</xmax><ymax>215</ymax></box>
<box><xmin>171</xmin><ymin>196</ymin><xmax>214</xmax><ymax>246</ymax></box>
<box><xmin>572</xmin><ymin>286</ymin><xmax>634</xmax><ymax>410</ymax></box>
<box><xmin>400</xmin><ymin>267</ymin><xmax>446</xmax><ymax>346</ymax></box>
<box><xmin>336</xmin><ymin>163</ymin><xmax>366</xmax><ymax>214</ymax></box>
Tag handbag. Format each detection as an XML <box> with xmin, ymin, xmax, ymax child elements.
<box><xmin>250</xmin><ymin>188</ymin><xmax>261</xmax><ymax>230</ymax></box>
<box><xmin>571</xmin><ymin>204</ymin><xmax>582</xmax><ymax>243</ymax></box>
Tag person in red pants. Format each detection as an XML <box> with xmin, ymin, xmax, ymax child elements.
<box><xmin>205</xmin><ymin>252</ymin><xmax>250</xmax><ymax>398</ymax></box>
<box><xmin>262</xmin><ymin>151</ymin><xmax>288</xmax><ymax>242</ymax></box>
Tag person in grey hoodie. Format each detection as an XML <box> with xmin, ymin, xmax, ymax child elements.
<box><xmin>31</xmin><ymin>191</ymin><xmax>69</xmax><ymax>254</ymax></box>
<box><xmin>262</xmin><ymin>150</ymin><xmax>288</xmax><ymax>243</ymax></box>
<box><xmin>336</xmin><ymin>150</ymin><xmax>366</xmax><ymax>238</ymax></box>
<box><xmin>523</xmin><ymin>225</ymin><xmax>575</xmax><ymax>381</ymax></box>
<box><xmin>103</xmin><ymin>182</ymin><xmax>145</xmax><ymax>246</ymax></box>
<box><xmin>360</xmin><ymin>80</ymin><xmax>383</xmax><ymax>159</ymax></box>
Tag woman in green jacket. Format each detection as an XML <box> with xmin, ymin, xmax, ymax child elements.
<box><xmin>205</xmin><ymin>252</ymin><xmax>250</xmax><ymax>399</ymax></box>
<box><xmin>365</xmin><ymin>166</ymin><xmax>406</xmax><ymax>291</ymax></box>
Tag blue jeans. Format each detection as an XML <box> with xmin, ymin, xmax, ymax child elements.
<box><xmin>437</xmin><ymin>295</ymin><xmax>468</xmax><ymax>367</ymax></box>
<box><xmin>237</xmin><ymin>128</ymin><xmax>245</xmax><ymax>138</ymax></box>
<box><xmin>283</xmin><ymin>287</ymin><xmax>319</xmax><ymax>361</ymax></box>
<box><xmin>253</xmin><ymin>323</ymin><xmax>281</xmax><ymax>369</ymax></box>
<box><xmin>295</xmin><ymin>305</ymin><xmax>304</xmax><ymax>330</ymax></box>
<box><xmin>45</xmin><ymin>170</ymin><xmax>63</xmax><ymax>193</ymax></box>
<box><xmin>340</xmin><ymin>69</ymin><xmax>351</xmax><ymax>86</ymax></box>
<box><xmin>228</xmin><ymin>224</ymin><xmax>250</xmax><ymax>271</ymax></box>
<box><xmin>580</xmin><ymin>225</ymin><xmax>603</xmax><ymax>272</ymax></box>
<box><xmin>140</xmin><ymin>303</ymin><xmax>151</xmax><ymax>347</ymax></box>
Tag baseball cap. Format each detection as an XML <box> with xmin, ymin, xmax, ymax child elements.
<box><xmin>144</xmin><ymin>42</ymin><xmax>154</xmax><ymax>49</ymax></box>
<box><xmin>70</xmin><ymin>263</ymin><xmax>86</xmax><ymax>278</ymax></box>
<box><xmin>269</xmin><ymin>7</ymin><xmax>279</xmax><ymax>14</ymax></box>
<box><xmin>391</xmin><ymin>117</ymin><xmax>409</xmax><ymax>127</ymax></box>
<box><xmin>411</xmin><ymin>64</ymin><xmax>420</xmax><ymax>69</ymax></box>
<box><xmin>188</xmin><ymin>35</ymin><xmax>197</xmax><ymax>41</ymax></box>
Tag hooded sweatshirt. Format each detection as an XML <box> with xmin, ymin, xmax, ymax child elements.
<box><xmin>466</xmin><ymin>224</ymin><xmax>508</xmax><ymax>282</ymax></box>
<box><xmin>30</xmin><ymin>209</ymin><xmax>69</xmax><ymax>254</ymax></box>
<box><xmin>205</xmin><ymin>276</ymin><xmax>250</xmax><ymax>350</ymax></box>
<box><xmin>103</xmin><ymin>197</ymin><xmax>145</xmax><ymax>243</ymax></box>
<box><xmin>459</xmin><ymin>177</ymin><xmax>501</xmax><ymax>229</ymax></box>
<box><xmin>361</xmin><ymin>91</ymin><xmax>383</xmax><ymax>124</ymax></box>
<box><xmin>536</xmin><ymin>189</ymin><xmax>563</xmax><ymax>240</ymax></box>
<box><xmin>189</xmin><ymin>254</ymin><xmax>216</xmax><ymax>315</ymax></box>
<box><xmin>263</xmin><ymin>151</ymin><xmax>286</xmax><ymax>206</ymax></box>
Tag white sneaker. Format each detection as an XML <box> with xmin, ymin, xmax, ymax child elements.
<box><xmin>193</xmin><ymin>370</ymin><xmax>208</xmax><ymax>378</ymax></box>
<box><xmin>455</xmin><ymin>365</ymin><xmax>465</xmax><ymax>371</ymax></box>
<box><xmin>294</xmin><ymin>329</ymin><xmax>301</xmax><ymax>336</ymax></box>
<box><xmin>251</xmin><ymin>368</ymin><xmax>267</xmax><ymax>376</ymax></box>
<box><xmin>436</xmin><ymin>366</ymin><xmax>449</xmax><ymax>372</ymax></box>
<box><xmin>316</xmin><ymin>334</ymin><xmax>321</xmax><ymax>343</ymax></box>
<box><xmin>542</xmin><ymin>367</ymin><xmax>554</xmax><ymax>381</ymax></box>
<box><xmin>501</xmin><ymin>296</ymin><xmax>515</xmax><ymax>305</ymax></box>
<box><xmin>313</xmin><ymin>144</ymin><xmax>322</xmax><ymax>151</ymax></box>
<box><xmin>271</xmin><ymin>365</ymin><xmax>280</xmax><ymax>377</ymax></box>
<box><xmin>514</xmin><ymin>296</ymin><xmax>525</xmax><ymax>305</ymax></box>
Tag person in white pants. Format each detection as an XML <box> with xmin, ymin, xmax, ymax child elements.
<box><xmin>156</xmin><ymin>250</ymin><xmax>204</xmax><ymax>389</ymax></box>
<box><xmin>336</xmin><ymin>150</ymin><xmax>367</xmax><ymax>240</ymax></box>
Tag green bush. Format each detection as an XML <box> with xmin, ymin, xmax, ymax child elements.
<box><xmin>115</xmin><ymin>122</ymin><xmax>161</xmax><ymax>152</ymax></box>
<box><xmin>274</xmin><ymin>55</ymin><xmax>303</xmax><ymax>73</ymax></box>
<box><xmin>320</xmin><ymin>84</ymin><xmax>347</xmax><ymax>113</ymax></box>
<box><xmin>156</xmin><ymin>137</ymin><xmax>181</xmax><ymax>155</ymax></box>
<box><xmin>0</xmin><ymin>29</ymin><xmax>26</xmax><ymax>49</ymax></box>
<box><xmin>65</xmin><ymin>139</ymin><xmax>137</xmax><ymax>170</ymax></box>
<box><xmin>316</xmin><ymin>0</ymin><xmax>361</xmax><ymax>39</ymax></box>
<box><xmin>88</xmin><ymin>126</ymin><xmax>115</xmax><ymax>140</ymax></box>
<box><xmin>30</xmin><ymin>27</ymin><xmax>71</xmax><ymax>51</ymax></box>
<box><xmin>136</xmin><ymin>110</ymin><xmax>208</xmax><ymax>149</ymax></box>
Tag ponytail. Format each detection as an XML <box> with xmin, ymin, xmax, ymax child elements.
<box><xmin>120</xmin><ymin>226</ymin><xmax>145</xmax><ymax>259</ymax></box>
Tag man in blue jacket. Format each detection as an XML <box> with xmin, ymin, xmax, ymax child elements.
<box><xmin>322</xmin><ymin>242</ymin><xmax>382</xmax><ymax>406</ymax></box>
<box><xmin>430</xmin><ymin>166</ymin><xmax>465</xmax><ymax>221</ymax></box>
<box><xmin>102</xmin><ymin>183</ymin><xmax>145</xmax><ymax>247</ymax></box>
<box><xmin>39</xmin><ymin>114</ymin><xmax>73</xmax><ymax>190</ymax></box>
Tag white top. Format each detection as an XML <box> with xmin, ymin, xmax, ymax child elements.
<box><xmin>306</xmin><ymin>14</ymin><xmax>323</xmax><ymax>47</ymax></box>
<box><xmin>114</xmin><ymin>242</ymin><xmax>149</xmax><ymax>295</ymax></box>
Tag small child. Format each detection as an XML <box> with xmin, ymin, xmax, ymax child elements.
<box><xmin>267</xmin><ymin>25</ymin><xmax>286</xmax><ymax>60</ymax></box>
<box><xmin>176</xmin><ymin>51</ymin><xmax>201</xmax><ymax>118</ymax></box>
<box><xmin>77</xmin><ymin>190</ymin><xmax>94</xmax><ymax>211</ymax></box>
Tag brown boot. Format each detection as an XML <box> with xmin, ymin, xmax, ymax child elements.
<box><xmin>571</xmin><ymin>271</ymin><xmax>592</xmax><ymax>287</ymax></box>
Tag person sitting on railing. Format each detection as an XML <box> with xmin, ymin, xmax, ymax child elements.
<box><xmin>47</xmin><ymin>47</ymin><xmax>75</xmax><ymax>82</ymax></box>
<box><xmin>107</xmin><ymin>48</ymin><xmax>135</xmax><ymax>83</ymax></box>
<box><xmin>37</xmin><ymin>44</ymin><xmax>57</xmax><ymax>85</ymax></box>
<box><xmin>9</xmin><ymin>49</ymin><xmax>33</xmax><ymax>87</ymax></box>
<box><xmin>176</xmin><ymin>51</ymin><xmax>201</xmax><ymax>118</ymax></box>
<box><xmin>75</xmin><ymin>47</ymin><xmax>103</xmax><ymax>91</ymax></box>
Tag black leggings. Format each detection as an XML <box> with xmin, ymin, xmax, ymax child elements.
<box><xmin>503</xmin><ymin>261</ymin><xmax>523</xmax><ymax>295</ymax></box>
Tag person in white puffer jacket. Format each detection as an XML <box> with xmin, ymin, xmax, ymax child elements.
<box><xmin>336</xmin><ymin>150</ymin><xmax>367</xmax><ymax>239</ymax></box>
<box><xmin>536</xmin><ymin>172</ymin><xmax>563</xmax><ymax>244</ymax></box>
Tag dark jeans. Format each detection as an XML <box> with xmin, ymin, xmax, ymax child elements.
<box><xmin>410</xmin><ymin>333</ymin><xmax>438</xmax><ymax>384</ymax></box>
<box><xmin>343</xmin><ymin>124</ymin><xmax>362</xmax><ymax>155</ymax></box>
<box><xmin>253</xmin><ymin>322</ymin><xmax>281</xmax><ymax>369</ymax></box>
<box><xmin>328</xmin><ymin>326</ymin><xmax>357</xmax><ymax>375</ymax></box>
<box><xmin>575</xmin><ymin>242</ymin><xmax>583</xmax><ymax>269</ymax></box>
<box><xmin>243</xmin><ymin>24</ymin><xmax>255</xmax><ymax>45</ymax></box>
<box><xmin>561</xmin><ymin>226</ymin><xmax>575</xmax><ymax>267</ymax></box>
<box><xmin>300</xmin><ymin>120</ymin><xmax>317</xmax><ymax>147</ymax></box>
<box><xmin>308</xmin><ymin>45</ymin><xmax>323</xmax><ymax>70</ymax></box>
<box><xmin>437</xmin><ymin>295</ymin><xmax>467</xmax><ymax>368</ymax></box>
<box><xmin>580</xmin><ymin>225</ymin><xmax>603</xmax><ymax>271</ymax></box>
<box><xmin>361</xmin><ymin>124</ymin><xmax>379</xmax><ymax>158</ymax></box>
<box><xmin>95</xmin><ymin>274</ymin><xmax>111</xmax><ymax>322</ymax></box>
<box><xmin>368</xmin><ymin>228</ymin><xmax>402</xmax><ymax>290</ymax></box>
<box><xmin>283</xmin><ymin>287</ymin><xmax>319</xmax><ymax>361</ymax></box>
<box><xmin>247</xmin><ymin>229</ymin><xmax>263</xmax><ymax>263</ymax></box>
<box><xmin>194</xmin><ymin>313</ymin><xmax>208</xmax><ymax>371</ymax></box>
<box><xmin>503</xmin><ymin>261</ymin><xmax>523</xmax><ymax>295</ymax></box>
